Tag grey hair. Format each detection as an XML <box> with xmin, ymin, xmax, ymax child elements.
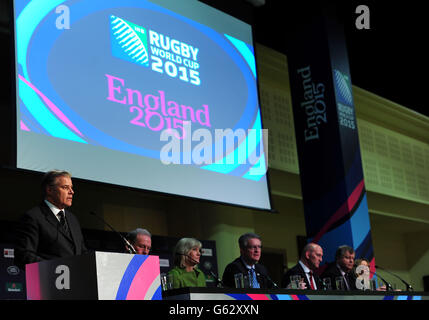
<box><xmin>173</xmin><ymin>237</ymin><xmax>202</xmax><ymax>268</ymax></box>
<box><xmin>41</xmin><ymin>170</ymin><xmax>72</xmax><ymax>197</ymax></box>
<box><xmin>238</xmin><ymin>232</ymin><xmax>261</xmax><ymax>249</ymax></box>
<box><xmin>127</xmin><ymin>228</ymin><xmax>152</xmax><ymax>244</ymax></box>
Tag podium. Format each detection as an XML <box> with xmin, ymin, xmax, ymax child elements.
<box><xmin>25</xmin><ymin>251</ymin><xmax>162</xmax><ymax>300</ymax></box>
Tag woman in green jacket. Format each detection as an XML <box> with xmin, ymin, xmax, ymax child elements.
<box><xmin>168</xmin><ymin>237</ymin><xmax>207</xmax><ymax>288</ymax></box>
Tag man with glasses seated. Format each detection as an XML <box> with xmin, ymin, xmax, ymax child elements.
<box><xmin>222</xmin><ymin>232</ymin><xmax>275</xmax><ymax>289</ymax></box>
<box><xmin>125</xmin><ymin>228</ymin><xmax>152</xmax><ymax>255</ymax></box>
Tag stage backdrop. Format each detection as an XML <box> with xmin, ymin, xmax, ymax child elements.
<box><xmin>286</xmin><ymin>3</ymin><xmax>375</xmax><ymax>271</ymax></box>
<box><xmin>12</xmin><ymin>0</ymin><xmax>271</xmax><ymax>211</ymax></box>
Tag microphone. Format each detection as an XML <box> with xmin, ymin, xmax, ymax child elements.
<box><xmin>369</xmin><ymin>269</ymin><xmax>393</xmax><ymax>291</ymax></box>
<box><xmin>89</xmin><ymin>211</ymin><xmax>137</xmax><ymax>254</ymax></box>
<box><xmin>210</xmin><ymin>270</ymin><xmax>224</xmax><ymax>288</ymax></box>
<box><xmin>178</xmin><ymin>253</ymin><xmax>224</xmax><ymax>287</ymax></box>
<box><xmin>256</xmin><ymin>272</ymin><xmax>279</xmax><ymax>288</ymax></box>
<box><xmin>178</xmin><ymin>252</ymin><xmax>200</xmax><ymax>265</ymax></box>
<box><xmin>375</xmin><ymin>265</ymin><xmax>413</xmax><ymax>291</ymax></box>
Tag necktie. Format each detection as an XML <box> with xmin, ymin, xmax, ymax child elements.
<box><xmin>309</xmin><ymin>271</ymin><xmax>315</xmax><ymax>290</ymax></box>
<box><xmin>58</xmin><ymin>210</ymin><xmax>68</xmax><ymax>232</ymax></box>
<box><xmin>249</xmin><ymin>268</ymin><xmax>260</xmax><ymax>288</ymax></box>
<box><xmin>343</xmin><ymin>274</ymin><xmax>350</xmax><ymax>290</ymax></box>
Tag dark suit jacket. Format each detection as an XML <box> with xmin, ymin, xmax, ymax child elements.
<box><xmin>320</xmin><ymin>262</ymin><xmax>357</xmax><ymax>290</ymax></box>
<box><xmin>222</xmin><ymin>257</ymin><xmax>275</xmax><ymax>289</ymax></box>
<box><xmin>15</xmin><ymin>202</ymin><xmax>88</xmax><ymax>267</ymax></box>
<box><xmin>281</xmin><ymin>262</ymin><xmax>323</xmax><ymax>289</ymax></box>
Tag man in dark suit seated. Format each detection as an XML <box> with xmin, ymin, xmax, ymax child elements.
<box><xmin>320</xmin><ymin>245</ymin><xmax>357</xmax><ymax>291</ymax></box>
<box><xmin>15</xmin><ymin>170</ymin><xmax>88</xmax><ymax>267</ymax></box>
<box><xmin>125</xmin><ymin>228</ymin><xmax>152</xmax><ymax>255</ymax></box>
<box><xmin>281</xmin><ymin>243</ymin><xmax>324</xmax><ymax>290</ymax></box>
<box><xmin>222</xmin><ymin>232</ymin><xmax>275</xmax><ymax>289</ymax></box>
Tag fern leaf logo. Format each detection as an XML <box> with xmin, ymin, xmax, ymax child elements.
<box><xmin>333</xmin><ymin>69</ymin><xmax>353</xmax><ymax>106</ymax></box>
<box><xmin>110</xmin><ymin>15</ymin><xmax>149</xmax><ymax>67</ymax></box>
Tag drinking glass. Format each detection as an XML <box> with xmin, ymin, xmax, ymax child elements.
<box><xmin>335</xmin><ymin>276</ymin><xmax>345</xmax><ymax>290</ymax></box>
<box><xmin>290</xmin><ymin>275</ymin><xmax>301</xmax><ymax>289</ymax></box>
<box><xmin>234</xmin><ymin>273</ymin><xmax>244</xmax><ymax>288</ymax></box>
<box><xmin>160</xmin><ymin>273</ymin><xmax>173</xmax><ymax>291</ymax></box>
<box><xmin>322</xmin><ymin>277</ymin><xmax>332</xmax><ymax>290</ymax></box>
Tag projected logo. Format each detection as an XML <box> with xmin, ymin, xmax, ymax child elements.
<box><xmin>110</xmin><ymin>15</ymin><xmax>149</xmax><ymax>67</ymax></box>
<box><xmin>15</xmin><ymin>0</ymin><xmax>266</xmax><ymax>183</ymax></box>
<box><xmin>110</xmin><ymin>14</ymin><xmax>201</xmax><ymax>86</ymax></box>
<box><xmin>334</xmin><ymin>69</ymin><xmax>356</xmax><ymax>130</ymax></box>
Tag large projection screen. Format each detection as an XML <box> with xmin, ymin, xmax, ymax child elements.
<box><xmin>13</xmin><ymin>0</ymin><xmax>271</xmax><ymax>210</ymax></box>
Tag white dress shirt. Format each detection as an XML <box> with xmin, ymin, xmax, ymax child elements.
<box><xmin>336</xmin><ymin>263</ymin><xmax>350</xmax><ymax>290</ymax></box>
<box><xmin>299</xmin><ymin>260</ymin><xmax>317</xmax><ymax>289</ymax></box>
<box><xmin>44</xmin><ymin>199</ymin><xmax>64</xmax><ymax>222</ymax></box>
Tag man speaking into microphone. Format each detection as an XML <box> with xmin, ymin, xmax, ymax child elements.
<box><xmin>15</xmin><ymin>170</ymin><xmax>88</xmax><ymax>267</ymax></box>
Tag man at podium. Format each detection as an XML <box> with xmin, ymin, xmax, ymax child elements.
<box><xmin>15</xmin><ymin>170</ymin><xmax>88</xmax><ymax>266</ymax></box>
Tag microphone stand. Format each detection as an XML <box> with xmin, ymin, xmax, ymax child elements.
<box><xmin>370</xmin><ymin>270</ymin><xmax>393</xmax><ymax>291</ymax></box>
<box><xmin>257</xmin><ymin>272</ymin><xmax>278</xmax><ymax>288</ymax></box>
<box><xmin>179</xmin><ymin>253</ymin><xmax>224</xmax><ymax>287</ymax></box>
<box><xmin>89</xmin><ymin>211</ymin><xmax>137</xmax><ymax>254</ymax></box>
<box><xmin>376</xmin><ymin>265</ymin><xmax>413</xmax><ymax>291</ymax></box>
<box><xmin>210</xmin><ymin>271</ymin><xmax>224</xmax><ymax>288</ymax></box>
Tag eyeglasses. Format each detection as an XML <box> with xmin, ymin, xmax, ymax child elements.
<box><xmin>136</xmin><ymin>245</ymin><xmax>151</xmax><ymax>252</ymax></box>
<box><xmin>247</xmin><ymin>245</ymin><xmax>262</xmax><ymax>250</ymax></box>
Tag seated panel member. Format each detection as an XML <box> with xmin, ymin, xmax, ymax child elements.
<box><xmin>168</xmin><ymin>237</ymin><xmax>206</xmax><ymax>289</ymax></box>
<box><xmin>222</xmin><ymin>232</ymin><xmax>275</xmax><ymax>289</ymax></box>
<box><xmin>321</xmin><ymin>245</ymin><xmax>357</xmax><ymax>290</ymax></box>
<box><xmin>281</xmin><ymin>243</ymin><xmax>323</xmax><ymax>290</ymax></box>
<box><xmin>15</xmin><ymin>170</ymin><xmax>88</xmax><ymax>267</ymax></box>
<box><xmin>126</xmin><ymin>228</ymin><xmax>152</xmax><ymax>255</ymax></box>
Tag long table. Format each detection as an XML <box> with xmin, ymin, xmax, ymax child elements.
<box><xmin>162</xmin><ymin>287</ymin><xmax>429</xmax><ymax>300</ymax></box>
